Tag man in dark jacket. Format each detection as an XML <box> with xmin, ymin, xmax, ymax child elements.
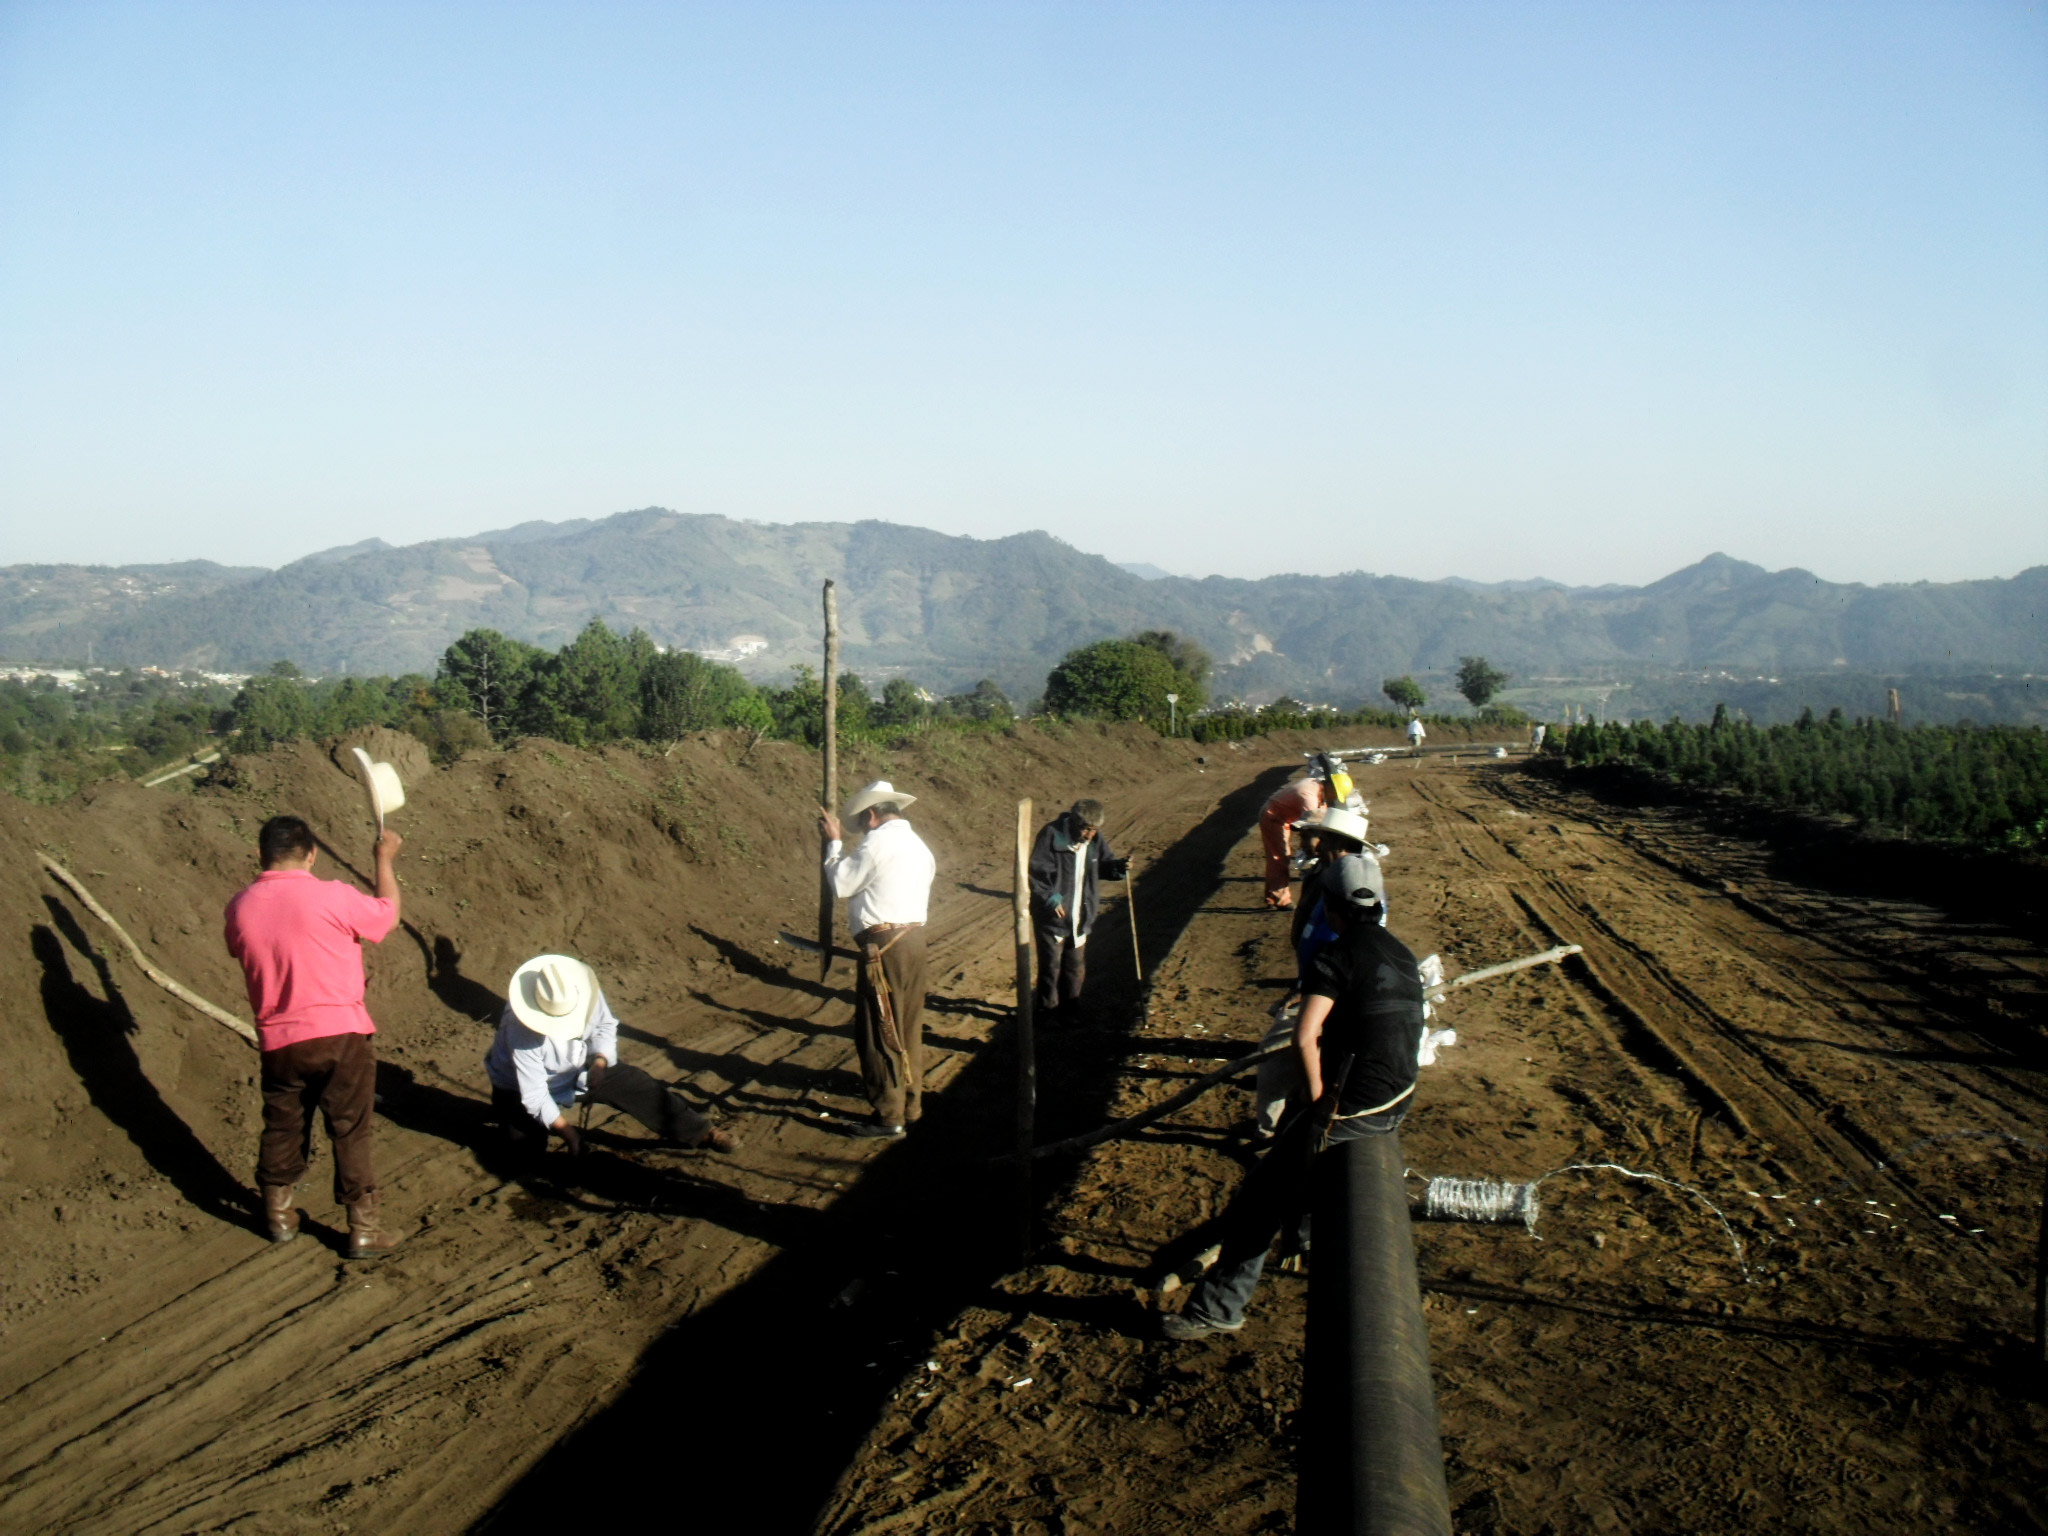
<box><xmin>1027</xmin><ymin>799</ymin><xmax>1129</xmax><ymax>1017</ymax></box>
<box><xmin>1163</xmin><ymin>851</ymin><xmax>1424</xmax><ymax>1339</ymax></box>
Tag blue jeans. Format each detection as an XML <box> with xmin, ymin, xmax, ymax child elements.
<box><xmin>1182</xmin><ymin>1104</ymin><xmax>1408</xmax><ymax>1329</ymax></box>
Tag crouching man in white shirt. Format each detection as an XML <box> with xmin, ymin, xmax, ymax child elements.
<box><xmin>485</xmin><ymin>953</ymin><xmax>737</xmax><ymax>1155</ymax></box>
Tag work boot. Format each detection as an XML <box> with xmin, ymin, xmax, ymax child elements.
<box><xmin>343</xmin><ymin>1193</ymin><xmax>403</xmax><ymax>1260</ymax></box>
<box><xmin>260</xmin><ymin>1184</ymin><xmax>298</xmax><ymax>1244</ymax></box>
<box><xmin>1161</xmin><ymin>1311</ymin><xmax>1243</xmax><ymax>1342</ymax></box>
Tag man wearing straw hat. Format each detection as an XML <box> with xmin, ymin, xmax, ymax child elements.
<box><xmin>223</xmin><ymin>814</ymin><xmax>405</xmax><ymax>1258</ymax></box>
<box><xmin>818</xmin><ymin>780</ymin><xmax>936</xmax><ymax>1140</ymax></box>
<box><xmin>485</xmin><ymin>954</ymin><xmax>737</xmax><ymax>1155</ymax></box>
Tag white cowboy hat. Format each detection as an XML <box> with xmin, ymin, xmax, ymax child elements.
<box><xmin>507</xmin><ymin>954</ymin><xmax>598</xmax><ymax>1039</ymax></box>
<box><xmin>1312</xmin><ymin>805</ymin><xmax>1372</xmax><ymax>847</ymax></box>
<box><xmin>843</xmin><ymin>779</ymin><xmax>917</xmax><ymax>820</ymax></box>
<box><xmin>349</xmin><ymin>747</ymin><xmax>406</xmax><ymax>831</ymax></box>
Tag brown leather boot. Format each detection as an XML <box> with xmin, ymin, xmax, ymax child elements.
<box><xmin>261</xmin><ymin>1184</ymin><xmax>298</xmax><ymax>1244</ymax></box>
<box><xmin>344</xmin><ymin>1192</ymin><xmax>402</xmax><ymax>1260</ymax></box>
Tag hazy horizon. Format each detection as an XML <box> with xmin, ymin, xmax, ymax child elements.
<box><xmin>3</xmin><ymin>3</ymin><xmax>2044</xmax><ymax>586</ymax></box>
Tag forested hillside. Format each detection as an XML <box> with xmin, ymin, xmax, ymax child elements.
<box><xmin>3</xmin><ymin>510</ymin><xmax>2042</xmax><ymax>708</ymax></box>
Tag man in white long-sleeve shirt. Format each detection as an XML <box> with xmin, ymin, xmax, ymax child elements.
<box><xmin>818</xmin><ymin>780</ymin><xmax>937</xmax><ymax>1140</ymax></box>
<box><xmin>484</xmin><ymin>953</ymin><xmax>736</xmax><ymax>1154</ymax></box>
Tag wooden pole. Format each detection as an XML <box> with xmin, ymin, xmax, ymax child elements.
<box><xmin>2035</xmin><ymin>1147</ymin><xmax>2047</xmax><ymax>1369</ymax></box>
<box><xmin>819</xmin><ymin>580</ymin><xmax>840</xmax><ymax>981</ymax></box>
<box><xmin>1013</xmin><ymin>797</ymin><xmax>1037</xmax><ymax>1256</ymax></box>
<box><xmin>1125</xmin><ymin>853</ymin><xmax>1143</xmax><ymax>983</ymax></box>
<box><xmin>39</xmin><ymin>855</ymin><xmax>259</xmax><ymax>1048</ymax></box>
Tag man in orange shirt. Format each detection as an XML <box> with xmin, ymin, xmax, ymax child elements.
<box><xmin>224</xmin><ymin>814</ymin><xmax>404</xmax><ymax>1258</ymax></box>
<box><xmin>1258</xmin><ymin>768</ymin><xmax>1328</xmax><ymax>909</ymax></box>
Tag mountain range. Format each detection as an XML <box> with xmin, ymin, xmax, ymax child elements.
<box><xmin>2</xmin><ymin>509</ymin><xmax>2042</xmax><ymax>708</ymax></box>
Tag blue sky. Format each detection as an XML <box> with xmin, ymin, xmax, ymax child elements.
<box><xmin>1</xmin><ymin>1</ymin><xmax>2042</xmax><ymax>584</ymax></box>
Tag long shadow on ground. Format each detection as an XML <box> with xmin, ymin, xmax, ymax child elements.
<box><xmin>475</xmin><ymin>767</ymin><xmax>1293</xmax><ymax>1533</ymax></box>
<box><xmin>33</xmin><ymin>902</ymin><xmax>253</xmax><ymax>1229</ymax></box>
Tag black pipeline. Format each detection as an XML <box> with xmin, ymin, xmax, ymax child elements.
<box><xmin>1297</xmin><ymin>1131</ymin><xmax>1453</xmax><ymax>1536</ymax></box>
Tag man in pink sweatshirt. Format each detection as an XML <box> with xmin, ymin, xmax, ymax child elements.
<box><xmin>224</xmin><ymin>814</ymin><xmax>403</xmax><ymax>1258</ymax></box>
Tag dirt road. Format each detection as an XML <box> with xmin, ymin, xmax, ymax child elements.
<box><xmin>818</xmin><ymin>752</ymin><xmax>2047</xmax><ymax>1536</ymax></box>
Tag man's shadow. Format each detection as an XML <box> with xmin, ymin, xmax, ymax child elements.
<box><xmin>33</xmin><ymin>902</ymin><xmax>252</xmax><ymax>1231</ymax></box>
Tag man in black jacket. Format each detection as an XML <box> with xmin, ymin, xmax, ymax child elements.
<box><xmin>1027</xmin><ymin>799</ymin><xmax>1129</xmax><ymax>1018</ymax></box>
<box><xmin>1163</xmin><ymin>852</ymin><xmax>1424</xmax><ymax>1339</ymax></box>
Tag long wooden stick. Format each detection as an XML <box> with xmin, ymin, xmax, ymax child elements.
<box><xmin>818</xmin><ymin>580</ymin><xmax>840</xmax><ymax>982</ymax></box>
<box><xmin>1013</xmin><ymin>798</ymin><xmax>1037</xmax><ymax>1256</ymax></box>
<box><xmin>1125</xmin><ymin>852</ymin><xmax>1143</xmax><ymax>982</ymax></box>
<box><xmin>38</xmin><ymin>854</ymin><xmax>259</xmax><ymax>1048</ymax></box>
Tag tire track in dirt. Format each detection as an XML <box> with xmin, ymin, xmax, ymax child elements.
<box><xmin>1409</xmin><ymin>773</ymin><xmax>2042</xmax><ymax>1217</ymax></box>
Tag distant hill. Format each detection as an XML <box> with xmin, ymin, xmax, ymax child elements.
<box><xmin>1</xmin><ymin>511</ymin><xmax>2041</xmax><ymax>709</ymax></box>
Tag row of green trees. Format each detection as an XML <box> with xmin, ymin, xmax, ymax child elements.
<box><xmin>433</xmin><ymin>622</ymin><xmax>1017</xmax><ymax>752</ymax></box>
<box><xmin>0</xmin><ymin>615</ymin><xmax>1520</xmax><ymax>803</ymax></box>
<box><xmin>1561</xmin><ymin>706</ymin><xmax>2048</xmax><ymax>849</ymax></box>
<box><xmin>0</xmin><ymin>671</ymin><xmax>237</xmax><ymax>800</ymax></box>
<box><xmin>1380</xmin><ymin>657</ymin><xmax>1509</xmax><ymax>714</ymax></box>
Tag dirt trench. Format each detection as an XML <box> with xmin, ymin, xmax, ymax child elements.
<box><xmin>3</xmin><ymin>730</ymin><xmax>2043</xmax><ymax>1534</ymax></box>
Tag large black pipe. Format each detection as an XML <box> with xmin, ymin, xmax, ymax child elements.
<box><xmin>1297</xmin><ymin>1130</ymin><xmax>1453</xmax><ymax>1535</ymax></box>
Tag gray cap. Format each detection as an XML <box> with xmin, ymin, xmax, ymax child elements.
<box><xmin>1319</xmin><ymin>851</ymin><xmax>1385</xmax><ymax>914</ymax></box>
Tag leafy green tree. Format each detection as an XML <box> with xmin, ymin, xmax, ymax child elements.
<box><xmin>765</xmin><ymin>665</ymin><xmax>827</xmax><ymax>746</ymax></box>
<box><xmin>1383</xmin><ymin>676</ymin><xmax>1426</xmax><ymax>712</ymax></box>
<box><xmin>873</xmin><ymin>677</ymin><xmax>931</xmax><ymax>728</ymax></box>
<box><xmin>639</xmin><ymin>649</ymin><xmax>758</xmax><ymax>744</ymax></box>
<box><xmin>228</xmin><ymin>673</ymin><xmax>313</xmax><ymax>750</ymax></box>
<box><xmin>836</xmin><ymin>672</ymin><xmax>873</xmax><ymax>734</ymax></box>
<box><xmin>517</xmin><ymin>620</ymin><xmax>645</xmax><ymax>744</ymax></box>
<box><xmin>438</xmin><ymin>629</ymin><xmax>545</xmax><ymax>741</ymax></box>
<box><xmin>1131</xmin><ymin>631</ymin><xmax>1212</xmax><ymax>711</ymax></box>
<box><xmin>1044</xmin><ymin>639</ymin><xmax>1185</xmax><ymax>722</ymax></box>
<box><xmin>943</xmin><ymin>679</ymin><xmax>1013</xmax><ymax>723</ymax></box>
<box><xmin>1456</xmin><ymin>656</ymin><xmax>1510</xmax><ymax>708</ymax></box>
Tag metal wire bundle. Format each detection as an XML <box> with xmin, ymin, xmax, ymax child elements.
<box><xmin>1422</xmin><ymin>1175</ymin><xmax>1540</xmax><ymax>1231</ymax></box>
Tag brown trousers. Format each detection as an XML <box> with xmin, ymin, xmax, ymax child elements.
<box><xmin>259</xmin><ymin>1031</ymin><xmax>377</xmax><ymax>1204</ymax></box>
<box><xmin>854</xmin><ymin>926</ymin><xmax>927</xmax><ymax>1125</ymax></box>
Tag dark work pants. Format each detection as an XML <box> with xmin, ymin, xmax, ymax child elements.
<box><xmin>854</xmin><ymin>928</ymin><xmax>927</xmax><ymax>1125</ymax></box>
<box><xmin>492</xmin><ymin>1064</ymin><xmax>712</xmax><ymax>1146</ymax></box>
<box><xmin>1034</xmin><ymin>928</ymin><xmax>1086</xmax><ymax>1011</ymax></box>
<box><xmin>259</xmin><ymin>1031</ymin><xmax>378</xmax><ymax>1204</ymax></box>
<box><xmin>1183</xmin><ymin>1104</ymin><xmax>1408</xmax><ymax>1329</ymax></box>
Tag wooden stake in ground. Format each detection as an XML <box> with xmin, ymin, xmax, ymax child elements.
<box><xmin>1125</xmin><ymin>853</ymin><xmax>1143</xmax><ymax>983</ymax></box>
<box><xmin>38</xmin><ymin>854</ymin><xmax>258</xmax><ymax>1048</ymax></box>
<box><xmin>818</xmin><ymin>579</ymin><xmax>840</xmax><ymax>982</ymax></box>
<box><xmin>1012</xmin><ymin>797</ymin><xmax>1037</xmax><ymax>1256</ymax></box>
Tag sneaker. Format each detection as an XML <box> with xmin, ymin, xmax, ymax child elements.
<box><xmin>1161</xmin><ymin>1311</ymin><xmax>1243</xmax><ymax>1342</ymax></box>
<box><xmin>845</xmin><ymin>1120</ymin><xmax>905</xmax><ymax>1140</ymax></box>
